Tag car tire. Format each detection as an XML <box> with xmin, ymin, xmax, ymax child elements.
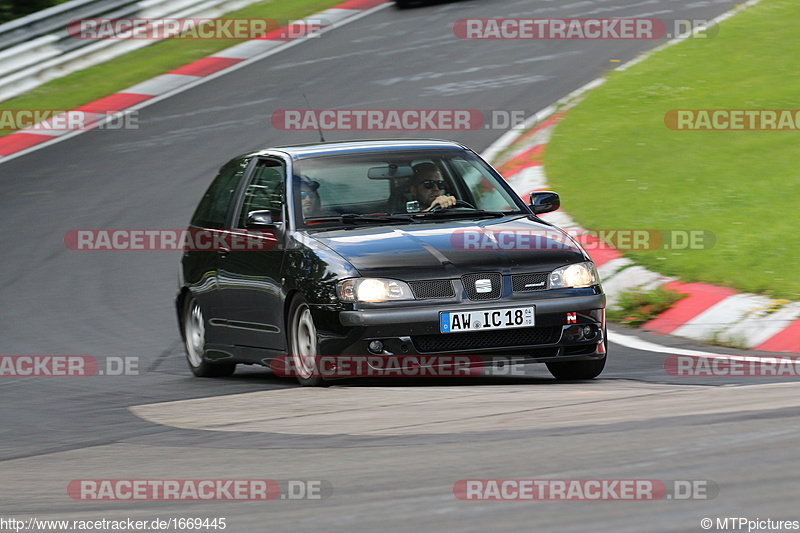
<box><xmin>546</xmin><ymin>337</ymin><xmax>607</xmax><ymax>380</ymax></box>
<box><xmin>546</xmin><ymin>357</ymin><xmax>606</xmax><ymax>380</ymax></box>
<box><xmin>287</xmin><ymin>295</ymin><xmax>327</xmax><ymax>387</ymax></box>
<box><xmin>182</xmin><ymin>297</ymin><xmax>236</xmax><ymax>378</ymax></box>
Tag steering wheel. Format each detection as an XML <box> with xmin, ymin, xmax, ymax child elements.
<box><xmin>430</xmin><ymin>199</ymin><xmax>476</xmax><ymax>211</ymax></box>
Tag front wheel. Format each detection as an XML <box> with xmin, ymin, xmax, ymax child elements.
<box><xmin>546</xmin><ymin>336</ymin><xmax>607</xmax><ymax>380</ymax></box>
<box><xmin>182</xmin><ymin>297</ymin><xmax>236</xmax><ymax>378</ymax></box>
<box><xmin>546</xmin><ymin>356</ymin><xmax>606</xmax><ymax>380</ymax></box>
<box><xmin>287</xmin><ymin>296</ymin><xmax>327</xmax><ymax>387</ymax></box>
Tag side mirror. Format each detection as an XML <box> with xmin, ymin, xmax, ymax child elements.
<box><xmin>529</xmin><ymin>191</ymin><xmax>560</xmax><ymax>215</ymax></box>
<box><xmin>245</xmin><ymin>210</ymin><xmax>277</xmax><ymax>229</ymax></box>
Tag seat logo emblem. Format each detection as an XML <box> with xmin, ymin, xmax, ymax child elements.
<box><xmin>475</xmin><ymin>279</ymin><xmax>492</xmax><ymax>293</ymax></box>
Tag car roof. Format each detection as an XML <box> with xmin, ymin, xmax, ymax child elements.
<box><xmin>258</xmin><ymin>139</ymin><xmax>471</xmax><ymax>160</ymax></box>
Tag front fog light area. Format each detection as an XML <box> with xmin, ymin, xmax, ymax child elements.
<box><xmin>564</xmin><ymin>324</ymin><xmax>599</xmax><ymax>343</ymax></box>
<box><xmin>337</xmin><ymin>278</ymin><xmax>414</xmax><ymax>302</ymax></box>
<box><xmin>368</xmin><ymin>340</ymin><xmax>384</xmax><ymax>354</ymax></box>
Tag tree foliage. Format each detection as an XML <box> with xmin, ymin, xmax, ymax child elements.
<box><xmin>0</xmin><ymin>0</ymin><xmax>58</xmax><ymax>24</ymax></box>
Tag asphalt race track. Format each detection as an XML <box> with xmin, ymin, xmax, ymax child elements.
<box><xmin>2</xmin><ymin>1</ymin><xmax>799</xmax><ymax>531</ymax></box>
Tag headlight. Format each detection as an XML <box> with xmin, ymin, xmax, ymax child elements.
<box><xmin>337</xmin><ymin>278</ymin><xmax>415</xmax><ymax>302</ymax></box>
<box><xmin>549</xmin><ymin>262</ymin><xmax>599</xmax><ymax>289</ymax></box>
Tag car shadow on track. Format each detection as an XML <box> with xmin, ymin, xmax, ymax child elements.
<box><xmin>223</xmin><ymin>364</ymin><xmax>606</xmax><ymax>388</ymax></box>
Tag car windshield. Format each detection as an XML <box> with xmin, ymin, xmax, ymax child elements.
<box><xmin>293</xmin><ymin>150</ymin><xmax>525</xmax><ymax>226</ymax></box>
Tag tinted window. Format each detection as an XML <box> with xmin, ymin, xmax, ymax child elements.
<box><xmin>296</xmin><ymin>158</ymin><xmax>390</xmax><ymax>213</ymax></box>
<box><xmin>293</xmin><ymin>150</ymin><xmax>525</xmax><ymax>224</ymax></box>
<box><xmin>191</xmin><ymin>157</ymin><xmax>249</xmax><ymax>229</ymax></box>
<box><xmin>449</xmin><ymin>157</ymin><xmax>519</xmax><ymax>212</ymax></box>
<box><xmin>237</xmin><ymin>159</ymin><xmax>285</xmax><ymax>227</ymax></box>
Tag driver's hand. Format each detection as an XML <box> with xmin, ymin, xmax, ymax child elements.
<box><xmin>424</xmin><ymin>195</ymin><xmax>457</xmax><ymax>211</ymax></box>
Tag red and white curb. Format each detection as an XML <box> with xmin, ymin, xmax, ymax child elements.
<box><xmin>487</xmin><ymin>111</ymin><xmax>799</xmax><ymax>355</ymax></box>
<box><xmin>0</xmin><ymin>0</ymin><xmax>389</xmax><ymax>162</ymax></box>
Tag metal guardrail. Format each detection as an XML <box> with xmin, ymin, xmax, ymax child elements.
<box><xmin>0</xmin><ymin>0</ymin><xmax>140</xmax><ymax>51</ymax></box>
<box><xmin>0</xmin><ymin>0</ymin><xmax>263</xmax><ymax>102</ymax></box>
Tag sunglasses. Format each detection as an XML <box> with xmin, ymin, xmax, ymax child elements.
<box><xmin>416</xmin><ymin>179</ymin><xmax>446</xmax><ymax>190</ymax></box>
<box><xmin>300</xmin><ymin>191</ymin><xmax>316</xmax><ymax>199</ymax></box>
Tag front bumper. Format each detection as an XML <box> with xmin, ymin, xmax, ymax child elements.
<box><xmin>314</xmin><ymin>292</ymin><xmax>606</xmax><ymax>364</ymax></box>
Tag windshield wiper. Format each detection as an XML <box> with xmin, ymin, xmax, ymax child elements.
<box><xmin>306</xmin><ymin>210</ymin><xmax>514</xmax><ymax>226</ymax></box>
<box><xmin>341</xmin><ymin>213</ymin><xmax>415</xmax><ymax>224</ymax></box>
<box><xmin>305</xmin><ymin>214</ymin><xmax>414</xmax><ymax>225</ymax></box>
<box><xmin>409</xmin><ymin>209</ymin><xmax>509</xmax><ymax>219</ymax></box>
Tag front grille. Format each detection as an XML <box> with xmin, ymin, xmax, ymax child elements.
<box><xmin>512</xmin><ymin>272</ymin><xmax>549</xmax><ymax>292</ymax></box>
<box><xmin>412</xmin><ymin>326</ymin><xmax>560</xmax><ymax>353</ymax></box>
<box><xmin>409</xmin><ymin>280</ymin><xmax>455</xmax><ymax>299</ymax></box>
<box><xmin>462</xmin><ymin>272</ymin><xmax>502</xmax><ymax>300</ymax></box>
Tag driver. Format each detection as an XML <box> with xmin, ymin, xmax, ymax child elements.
<box><xmin>408</xmin><ymin>162</ymin><xmax>457</xmax><ymax>212</ymax></box>
<box><xmin>300</xmin><ymin>178</ymin><xmax>324</xmax><ymax>217</ymax></box>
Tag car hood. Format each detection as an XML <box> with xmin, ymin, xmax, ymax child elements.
<box><xmin>304</xmin><ymin>216</ymin><xmax>588</xmax><ymax>280</ymax></box>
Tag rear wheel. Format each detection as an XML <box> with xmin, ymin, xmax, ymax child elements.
<box><xmin>182</xmin><ymin>297</ymin><xmax>236</xmax><ymax>378</ymax></box>
<box><xmin>287</xmin><ymin>295</ymin><xmax>327</xmax><ymax>387</ymax></box>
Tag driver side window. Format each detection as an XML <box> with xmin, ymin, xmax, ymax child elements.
<box><xmin>237</xmin><ymin>159</ymin><xmax>285</xmax><ymax>227</ymax></box>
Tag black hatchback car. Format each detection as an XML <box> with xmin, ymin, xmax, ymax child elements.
<box><xmin>176</xmin><ymin>140</ymin><xmax>606</xmax><ymax>386</ymax></box>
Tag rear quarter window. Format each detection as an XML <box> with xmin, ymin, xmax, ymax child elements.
<box><xmin>191</xmin><ymin>158</ymin><xmax>249</xmax><ymax>229</ymax></box>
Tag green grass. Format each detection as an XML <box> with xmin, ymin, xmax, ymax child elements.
<box><xmin>544</xmin><ymin>0</ymin><xmax>800</xmax><ymax>300</ymax></box>
<box><xmin>0</xmin><ymin>0</ymin><xmax>344</xmax><ymax>135</ymax></box>
<box><xmin>607</xmin><ymin>286</ymin><xmax>688</xmax><ymax>327</ymax></box>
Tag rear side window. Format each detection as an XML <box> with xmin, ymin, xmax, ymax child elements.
<box><xmin>191</xmin><ymin>158</ymin><xmax>249</xmax><ymax>229</ymax></box>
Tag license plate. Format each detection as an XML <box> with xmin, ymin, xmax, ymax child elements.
<box><xmin>440</xmin><ymin>307</ymin><xmax>534</xmax><ymax>333</ymax></box>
